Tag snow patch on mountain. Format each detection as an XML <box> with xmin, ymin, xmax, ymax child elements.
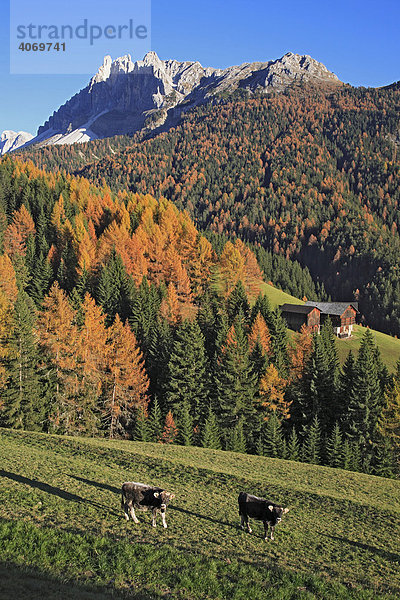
<box><xmin>0</xmin><ymin>130</ymin><xmax>34</xmax><ymax>155</ymax></box>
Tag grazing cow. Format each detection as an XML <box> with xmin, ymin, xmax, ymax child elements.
<box><xmin>121</xmin><ymin>482</ymin><xmax>175</xmax><ymax>528</ymax></box>
<box><xmin>238</xmin><ymin>492</ymin><xmax>289</xmax><ymax>540</ymax></box>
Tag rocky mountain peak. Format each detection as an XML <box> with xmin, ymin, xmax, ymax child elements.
<box><xmin>26</xmin><ymin>51</ymin><xmax>342</xmax><ymax>150</ymax></box>
<box><xmin>0</xmin><ymin>130</ymin><xmax>34</xmax><ymax>155</ymax></box>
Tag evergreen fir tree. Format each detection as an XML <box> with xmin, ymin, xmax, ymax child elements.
<box><xmin>130</xmin><ymin>276</ymin><xmax>161</xmax><ymax>353</ymax></box>
<box><xmin>250</xmin><ymin>293</ymin><xmax>274</xmax><ymax>331</ymax></box>
<box><xmin>226</xmin><ymin>280</ymin><xmax>250</xmax><ymax>324</ymax></box>
<box><xmin>338</xmin><ymin>350</ymin><xmax>357</xmax><ymax>428</ymax></box>
<box><xmin>263</xmin><ymin>412</ymin><xmax>284</xmax><ymax>458</ymax></box>
<box><xmin>286</xmin><ymin>428</ymin><xmax>300</xmax><ymax>461</ymax></box>
<box><xmin>302</xmin><ymin>415</ymin><xmax>321</xmax><ymax>464</ymax></box>
<box><xmin>202</xmin><ymin>406</ymin><xmax>222</xmax><ymax>450</ymax></box>
<box><xmin>148</xmin><ymin>396</ymin><xmax>163</xmax><ymax>442</ymax></box>
<box><xmin>227</xmin><ymin>419</ymin><xmax>247</xmax><ymax>453</ymax></box>
<box><xmin>214</xmin><ymin>318</ymin><xmax>258</xmax><ymax>447</ymax></box>
<box><xmin>373</xmin><ymin>437</ymin><xmax>395</xmax><ymax>478</ymax></box>
<box><xmin>342</xmin><ymin>440</ymin><xmax>353</xmax><ymax>471</ymax></box>
<box><xmin>250</xmin><ymin>338</ymin><xmax>269</xmax><ymax>382</ymax></box>
<box><xmin>179</xmin><ymin>399</ymin><xmax>194</xmax><ymax>446</ymax></box>
<box><xmin>134</xmin><ymin>405</ymin><xmax>151</xmax><ymax>442</ymax></box>
<box><xmin>2</xmin><ymin>290</ymin><xmax>43</xmax><ymax>430</ymax></box>
<box><xmin>255</xmin><ymin>434</ymin><xmax>265</xmax><ymax>456</ymax></box>
<box><xmin>319</xmin><ymin>318</ymin><xmax>340</xmax><ymax>432</ymax></box>
<box><xmin>147</xmin><ymin>317</ymin><xmax>174</xmax><ymax>412</ymax></box>
<box><xmin>197</xmin><ymin>287</ymin><xmax>220</xmax><ymax>360</ymax></box>
<box><xmin>269</xmin><ymin>308</ymin><xmax>289</xmax><ymax>376</ymax></box>
<box><xmin>325</xmin><ymin>423</ymin><xmax>343</xmax><ymax>468</ymax></box>
<box><xmin>350</xmin><ymin>441</ymin><xmax>362</xmax><ymax>472</ymax></box>
<box><xmin>166</xmin><ymin>319</ymin><xmax>209</xmax><ymax>427</ymax></box>
<box><xmin>27</xmin><ymin>251</ymin><xmax>53</xmax><ymax>306</ymax></box>
<box><xmin>346</xmin><ymin>329</ymin><xmax>383</xmax><ymax>469</ymax></box>
<box><xmin>97</xmin><ymin>250</ymin><xmax>134</xmax><ymax>324</ymax></box>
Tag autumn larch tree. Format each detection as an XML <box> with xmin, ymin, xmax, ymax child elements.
<box><xmin>37</xmin><ymin>281</ymin><xmax>80</xmax><ymax>434</ymax></box>
<box><xmin>105</xmin><ymin>315</ymin><xmax>149</xmax><ymax>438</ymax></box>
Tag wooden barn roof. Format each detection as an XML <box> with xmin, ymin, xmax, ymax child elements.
<box><xmin>280</xmin><ymin>304</ymin><xmax>320</xmax><ymax>315</ymax></box>
<box><xmin>304</xmin><ymin>301</ymin><xmax>359</xmax><ymax>316</ymax></box>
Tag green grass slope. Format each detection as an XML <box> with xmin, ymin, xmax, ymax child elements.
<box><xmin>259</xmin><ymin>281</ymin><xmax>305</xmax><ymax>307</ymax></box>
<box><xmin>1</xmin><ymin>429</ymin><xmax>399</xmax><ymax>599</ymax></box>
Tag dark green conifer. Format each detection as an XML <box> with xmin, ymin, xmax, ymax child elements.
<box><xmin>347</xmin><ymin>329</ymin><xmax>384</xmax><ymax>469</ymax></box>
<box><xmin>202</xmin><ymin>407</ymin><xmax>222</xmax><ymax>450</ymax></box>
<box><xmin>166</xmin><ymin>319</ymin><xmax>209</xmax><ymax>427</ymax></box>
<box><xmin>148</xmin><ymin>396</ymin><xmax>163</xmax><ymax>442</ymax></box>
<box><xmin>227</xmin><ymin>419</ymin><xmax>247</xmax><ymax>453</ymax></box>
<box><xmin>263</xmin><ymin>412</ymin><xmax>284</xmax><ymax>458</ymax></box>
<box><xmin>134</xmin><ymin>406</ymin><xmax>151</xmax><ymax>442</ymax></box>
<box><xmin>302</xmin><ymin>415</ymin><xmax>321</xmax><ymax>464</ymax></box>
<box><xmin>325</xmin><ymin>423</ymin><xmax>343</xmax><ymax>468</ymax></box>
<box><xmin>214</xmin><ymin>317</ymin><xmax>257</xmax><ymax>445</ymax></box>
<box><xmin>2</xmin><ymin>291</ymin><xmax>43</xmax><ymax>430</ymax></box>
<box><xmin>179</xmin><ymin>399</ymin><xmax>194</xmax><ymax>446</ymax></box>
<box><xmin>286</xmin><ymin>427</ymin><xmax>300</xmax><ymax>461</ymax></box>
<box><xmin>227</xmin><ymin>280</ymin><xmax>250</xmax><ymax>324</ymax></box>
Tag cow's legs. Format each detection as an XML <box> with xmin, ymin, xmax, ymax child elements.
<box><xmin>122</xmin><ymin>500</ymin><xmax>131</xmax><ymax>521</ymax></box>
<box><xmin>161</xmin><ymin>509</ymin><xmax>167</xmax><ymax>529</ymax></box>
<box><xmin>263</xmin><ymin>521</ymin><xmax>269</xmax><ymax>540</ymax></box>
<box><xmin>152</xmin><ymin>508</ymin><xmax>158</xmax><ymax>527</ymax></box>
<box><xmin>129</xmin><ymin>504</ymin><xmax>140</xmax><ymax>524</ymax></box>
<box><xmin>240</xmin><ymin>513</ymin><xmax>252</xmax><ymax>533</ymax></box>
<box><xmin>270</xmin><ymin>526</ymin><xmax>275</xmax><ymax>541</ymax></box>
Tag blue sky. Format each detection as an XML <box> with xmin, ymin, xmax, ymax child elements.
<box><xmin>1</xmin><ymin>0</ymin><xmax>399</xmax><ymax>135</ymax></box>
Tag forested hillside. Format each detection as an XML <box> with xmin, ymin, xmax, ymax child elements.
<box><xmin>0</xmin><ymin>157</ymin><xmax>399</xmax><ymax>478</ymax></box>
<box><xmin>19</xmin><ymin>83</ymin><xmax>400</xmax><ymax>335</ymax></box>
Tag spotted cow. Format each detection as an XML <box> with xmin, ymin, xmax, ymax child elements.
<box><xmin>121</xmin><ymin>482</ymin><xmax>175</xmax><ymax>528</ymax></box>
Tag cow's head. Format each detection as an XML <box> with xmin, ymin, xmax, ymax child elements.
<box><xmin>267</xmin><ymin>505</ymin><xmax>289</xmax><ymax>525</ymax></box>
<box><xmin>154</xmin><ymin>491</ymin><xmax>175</xmax><ymax>510</ymax></box>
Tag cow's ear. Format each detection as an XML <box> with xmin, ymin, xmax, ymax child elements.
<box><xmin>283</xmin><ymin>508</ymin><xmax>290</xmax><ymax>514</ymax></box>
<box><xmin>268</xmin><ymin>505</ymin><xmax>274</xmax><ymax>512</ymax></box>
<box><xmin>153</xmin><ymin>492</ymin><xmax>160</xmax><ymax>498</ymax></box>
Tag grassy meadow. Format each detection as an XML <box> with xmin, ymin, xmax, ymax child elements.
<box><xmin>1</xmin><ymin>429</ymin><xmax>400</xmax><ymax>599</ymax></box>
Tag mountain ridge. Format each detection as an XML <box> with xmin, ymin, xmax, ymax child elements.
<box><xmin>22</xmin><ymin>50</ymin><xmax>341</xmax><ymax>150</ymax></box>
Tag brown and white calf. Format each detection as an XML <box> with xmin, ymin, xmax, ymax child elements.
<box><xmin>238</xmin><ymin>492</ymin><xmax>290</xmax><ymax>540</ymax></box>
<box><xmin>121</xmin><ymin>482</ymin><xmax>175</xmax><ymax>528</ymax></box>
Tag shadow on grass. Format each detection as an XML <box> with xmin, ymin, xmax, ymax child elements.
<box><xmin>321</xmin><ymin>533</ymin><xmax>400</xmax><ymax>563</ymax></box>
<box><xmin>169</xmin><ymin>504</ymin><xmax>235</xmax><ymax>529</ymax></box>
<box><xmin>0</xmin><ymin>562</ymin><xmax>157</xmax><ymax>600</ymax></box>
<box><xmin>66</xmin><ymin>474</ymin><xmax>120</xmax><ymax>495</ymax></box>
<box><xmin>0</xmin><ymin>470</ymin><xmax>119</xmax><ymax>517</ymax></box>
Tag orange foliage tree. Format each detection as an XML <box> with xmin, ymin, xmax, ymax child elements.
<box><xmin>0</xmin><ymin>255</ymin><xmax>18</xmax><ymax>392</ymax></box>
<box><xmin>78</xmin><ymin>294</ymin><xmax>108</xmax><ymax>430</ymax></box>
<box><xmin>37</xmin><ymin>282</ymin><xmax>80</xmax><ymax>433</ymax></box>
<box><xmin>4</xmin><ymin>204</ymin><xmax>36</xmax><ymax>257</ymax></box>
<box><xmin>161</xmin><ymin>410</ymin><xmax>178</xmax><ymax>444</ymax></box>
<box><xmin>105</xmin><ymin>315</ymin><xmax>149</xmax><ymax>438</ymax></box>
<box><xmin>258</xmin><ymin>364</ymin><xmax>291</xmax><ymax>421</ymax></box>
<box><xmin>248</xmin><ymin>312</ymin><xmax>271</xmax><ymax>357</ymax></box>
<box><xmin>288</xmin><ymin>324</ymin><xmax>313</xmax><ymax>381</ymax></box>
